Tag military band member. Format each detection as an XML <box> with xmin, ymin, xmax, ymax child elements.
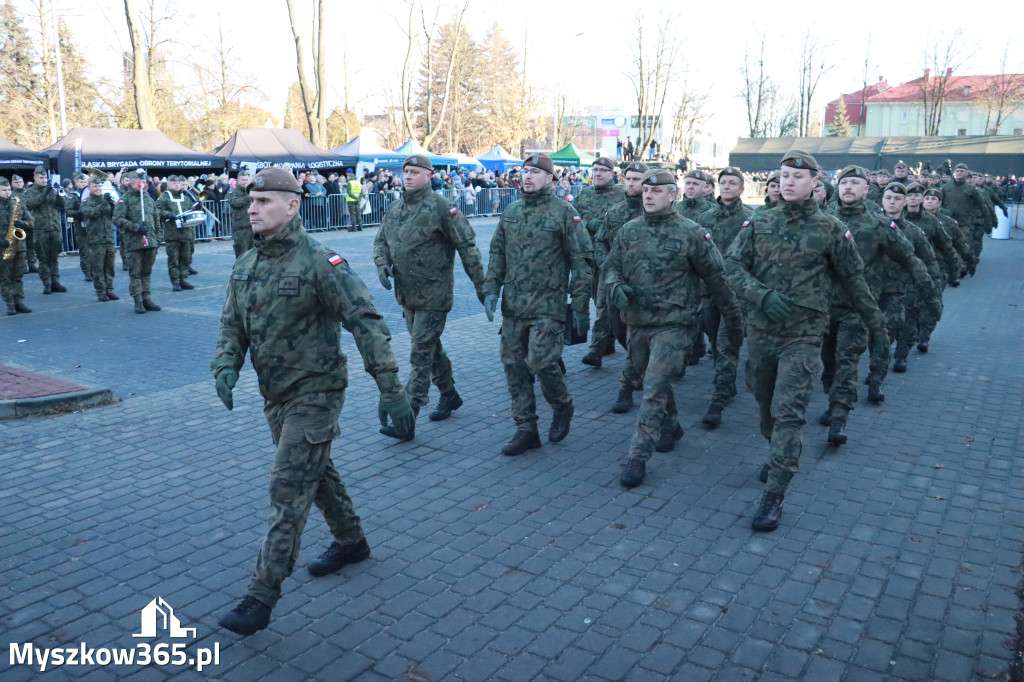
<box><xmin>22</xmin><ymin>165</ymin><xmax>67</xmax><ymax>294</ymax></box>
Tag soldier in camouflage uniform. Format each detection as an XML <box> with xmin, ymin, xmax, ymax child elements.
<box><xmin>212</xmin><ymin>167</ymin><xmax>414</xmax><ymax>636</ymax></box>
<box><xmin>696</xmin><ymin>166</ymin><xmax>752</xmax><ymax>428</ymax></box>
<box><xmin>228</xmin><ymin>172</ymin><xmax>254</xmax><ymax>258</ymax></box>
<box><xmin>156</xmin><ymin>176</ymin><xmax>195</xmax><ymax>291</ymax></box>
<box><xmin>891</xmin><ymin>161</ymin><xmax>910</xmax><ymax>186</ymax></box>
<box><xmin>575</xmin><ymin>157</ymin><xmax>625</xmax><ymax>365</ymax></box>
<box><xmin>757</xmin><ymin>172</ymin><xmax>781</xmax><ymax>214</ymax></box>
<box><xmin>374</xmin><ymin>154</ymin><xmax>487</xmax><ymax>438</ymax></box>
<box><xmin>924</xmin><ymin>188</ymin><xmax>976</xmax><ymax>281</ymax></box>
<box><xmin>0</xmin><ymin>178</ymin><xmax>32</xmax><ymax>314</ymax></box>
<box><xmin>725</xmin><ymin>150</ymin><xmax>887</xmax><ymax>532</ymax></box>
<box><xmin>866</xmin><ymin>168</ymin><xmax>889</xmax><ymax>204</ymax></box>
<box><xmin>941</xmin><ymin>164</ymin><xmax>991</xmax><ymax>270</ymax></box>
<box><xmin>979</xmin><ymin>176</ymin><xmax>1008</xmax><ymax>221</ymax></box>
<box><xmin>591</xmin><ymin>161</ymin><xmax>648</xmax><ymax>407</ymax></box>
<box><xmin>112</xmin><ymin>171</ymin><xmax>162</xmax><ymax>314</ymax></box>
<box><xmin>80</xmin><ymin>176</ymin><xmax>120</xmax><ymax>302</ymax></box>
<box><xmin>10</xmin><ymin>174</ymin><xmax>35</xmax><ymax>273</ymax></box>
<box><xmin>905</xmin><ymin>182</ymin><xmax>959</xmax><ymax>353</ymax></box>
<box><xmin>819</xmin><ymin>167</ymin><xmax>934</xmax><ymax>443</ymax></box>
<box><xmin>483</xmin><ymin>154</ymin><xmax>594</xmax><ymax>456</ymax></box>
<box><xmin>23</xmin><ymin>166</ymin><xmax>67</xmax><ymax>294</ymax></box>
<box><xmin>65</xmin><ymin>173</ymin><xmax>91</xmax><ymax>281</ymax></box>
<box><xmin>605</xmin><ymin>168</ymin><xmax>742</xmax><ymax>487</ymax></box>
<box><xmin>675</xmin><ymin>169</ymin><xmax>714</xmax><ymax>363</ymax></box>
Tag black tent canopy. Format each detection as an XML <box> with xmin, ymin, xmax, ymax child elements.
<box><xmin>41</xmin><ymin>128</ymin><xmax>224</xmax><ymax>178</ymax></box>
<box><xmin>211</xmin><ymin>128</ymin><xmax>354</xmax><ymax>170</ymax></box>
<box><xmin>0</xmin><ymin>137</ymin><xmax>49</xmax><ymax>169</ymax></box>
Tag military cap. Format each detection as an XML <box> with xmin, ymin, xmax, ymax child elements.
<box><xmin>592</xmin><ymin>157</ymin><xmax>615</xmax><ymax>171</ymax></box>
<box><xmin>523</xmin><ymin>153</ymin><xmax>555</xmax><ymax>175</ymax></box>
<box><xmin>247</xmin><ymin>166</ymin><xmax>303</xmax><ymax>195</ymax></box>
<box><xmin>123</xmin><ymin>170</ymin><xmax>142</xmax><ymax>181</ymax></box>
<box><xmin>765</xmin><ymin>171</ymin><xmax>780</xmax><ymax>185</ymax></box>
<box><xmin>623</xmin><ymin>161</ymin><xmax>649</xmax><ymax>175</ymax></box>
<box><xmin>718</xmin><ymin>166</ymin><xmax>744</xmax><ymax>182</ymax></box>
<box><xmin>642</xmin><ymin>168</ymin><xmax>677</xmax><ymax>186</ymax></box>
<box><xmin>876</xmin><ymin>168</ymin><xmax>891</xmax><ymax>175</ymax></box>
<box><xmin>87</xmin><ymin>174</ymin><xmax>104</xmax><ymax>185</ymax></box>
<box><xmin>883</xmin><ymin>182</ymin><xmax>907</xmax><ymax>196</ymax></box>
<box><xmin>905</xmin><ymin>182</ymin><xmax>926</xmax><ymax>194</ymax></box>
<box><xmin>403</xmin><ymin>154</ymin><xmax>434</xmax><ymax>172</ymax></box>
<box><xmin>923</xmin><ymin>188</ymin><xmax>943</xmax><ymax>199</ymax></box>
<box><xmin>836</xmin><ymin>165</ymin><xmax>869</xmax><ymax>182</ymax></box>
<box><xmin>0</xmin><ymin>177</ymin><xmax>9</xmax><ymax>187</ymax></box>
<box><xmin>237</xmin><ymin>170</ymin><xmax>250</xmax><ymax>177</ymax></box>
<box><xmin>894</xmin><ymin>160</ymin><xmax>908</xmax><ymax>169</ymax></box>
<box><xmin>954</xmin><ymin>162</ymin><xmax>969</xmax><ymax>170</ymax></box>
<box><xmin>684</xmin><ymin>169</ymin><xmax>708</xmax><ymax>182</ymax></box>
<box><xmin>33</xmin><ymin>165</ymin><xmax>47</xmax><ymax>176</ymax></box>
<box><xmin>73</xmin><ymin>171</ymin><xmax>86</xmax><ymax>181</ymax></box>
<box><xmin>780</xmin><ymin>149</ymin><xmax>818</xmax><ymax>171</ymax></box>
<box><xmin>11</xmin><ymin>174</ymin><xmax>23</xmax><ymax>181</ymax></box>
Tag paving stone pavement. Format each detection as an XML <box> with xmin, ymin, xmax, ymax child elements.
<box><xmin>1</xmin><ymin>221</ymin><xmax>1022</xmax><ymax>681</ymax></box>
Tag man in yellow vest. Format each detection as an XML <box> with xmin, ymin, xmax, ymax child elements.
<box><xmin>345</xmin><ymin>169</ymin><xmax>363</xmax><ymax>232</ymax></box>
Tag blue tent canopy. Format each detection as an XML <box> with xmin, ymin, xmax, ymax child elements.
<box><xmin>331</xmin><ymin>136</ymin><xmax>406</xmax><ymax>172</ymax></box>
<box><xmin>451</xmin><ymin>153</ymin><xmax>485</xmax><ymax>172</ymax></box>
<box><xmin>477</xmin><ymin>145</ymin><xmax>520</xmax><ymax>172</ymax></box>
<box><xmin>394</xmin><ymin>140</ymin><xmax>457</xmax><ymax>166</ymax></box>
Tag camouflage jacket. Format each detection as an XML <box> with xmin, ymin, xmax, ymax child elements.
<box><xmin>0</xmin><ymin>197</ymin><xmax>30</xmax><ymax>253</ymax></box>
<box><xmin>931</xmin><ymin>209</ymin><xmax>975</xmax><ymax>268</ymax></box>
<box><xmin>227</xmin><ymin>186</ymin><xmax>252</xmax><ymax>231</ymax></box>
<box><xmin>112</xmin><ymin>190</ymin><xmax>159</xmax><ymax>251</ymax></box>
<box><xmin>697</xmin><ymin>198</ymin><xmax>754</xmax><ymax>256</ymax></box>
<box><xmin>373</xmin><ymin>185</ymin><xmax>486</xmax><ymax>311</ymax></box>
<box><xmin>604</xmin><ymin>205</ymin><xmax>740</xmax><ymax>329</ymax></box>
<box><xmin>725</xmin><ymin>197</ymin><xmax>884</xmax><ymax>337</ymax></box>
<box><xmin>80</xmin><ymin>194</ymin><xmax>117</xmax><ymax>246</ymax></box>
<box><xmin>892</xmin><ymin>214</ymin><xmax>941</xmax><ymax>285</ymax></box>
<box><xmin>212</xmin><ymin>215</ymin><xmax>401</xmax><ymax>405</ymax></box>
<box><xmin>572</xmin><ymin>182</ymin><xmax>625</xmax><ymax>237</ymax></box>
<box><xmin>22</xmin><ymin>183</ymin><xmax>63</xmax><ymax>232</ymax></box>
<box><xmin>866</xmin><ymin>184</ymin><xmax>885</xmax><ymax>205</ymax></box>
<box><xmin>982</xmin><ymin>183</ymin><xmax>1007</xmax><ymax>213</ymax></box>
<box><xmin>977</xmin><ymin>184</ymin><xmax>998</xmax><ymax>227</ymax></box>
<box><xmin>674</xmin><ymin>195</ymin><xmax>713</xmax><ymax>222</ymax></box>
<box><xmin>155</xmin><ymin>190</ymin><xmax>194</xmax><ymax>242</ymax></box>
<box><xmin>834</xmin><ymin>201</ymin><xmax>931</xmax><ymax>302</ymax></box>
<box><xmin>593</xmin><ymin>193</ymin><xmax>643</xmax><ymax>264</ymax></box>
<box><xmin>905</xmin><ymin>207</ymin><xmax>959</xmax><ymax>280</ymax></box>
<box><xmin>484</xmin><ymin>185</ymin><xmax>594</xmax><ymax>321</ymax></box>
<box><xmin>64</xmin><ymin>191</ymin><xmax>83</xmax><ymax>228</ymax></box>
<box><xmin>940</xmin><ymin>180</ymin><xmax>990</xmax><ymax>228</ymax></box>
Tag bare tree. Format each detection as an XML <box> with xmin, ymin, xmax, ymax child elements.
<box><xmin>628</xmin><ymin>9</ymin><xmax>678</xmax><ymax>155</ymax></box>
<box><xmin>978</xmin><ymin>42</ymin><xmax>1024</xmax><ymax>134</ymax></box>
<box><xmin>796</xmin><ymin>30</ymin><xmax>834</xmax><ymax>137</ymax></box>
<box><xmin>740</xmin><ymin>32</ymin><xmax>771</xmax><ymax>138</ymax></box>
<box><xmin>670</xmin><ymin>79</ymin><xmax>711</xmax><ymax>156</ymax></box>
<box><xmin>285</xmin><ymin>0</ymin><xmax>327</xmax><ymax>146</ymax></box>
<box><xmin>123</xmin><ymin>0</ymin><xmax>154</xmax><ymax>129</ymax></box>
<box><xmin>857</xmin><ymin>31</ymin><xmax>875</xmax><ymax>136</ymax></box>
<box><xmin>918</xmin><ymin>29</ymin><xmax>971</xmax><ymax>136</ymax></box>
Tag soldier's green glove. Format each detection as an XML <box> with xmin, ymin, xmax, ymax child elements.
<box><xmin>869</xmin><ymin>331</ymin><xmax>890</xmax><ymax>363</ymax></box>
<box><xmin>215</xmin><ymin>369</ymin><xmax>238</xmax><ymax>411</ymax></box>
<box><xmin>484</xmin><ymin>294</ymin><xmax>498</xmax><ymax>322</ymax></box>
<box><xmin>761</xmin><ymin>291</ymin><xmax>795</xmax><ymax>324</ymax></box>
<box><xmin>572</xmin><ymin>310</ymin><xmax>589</xmax><ymax>338</ymax></box>
<box><xmin>377</xmin><ymin>265</ymin><xmax>392</xmax><ymax>290</ymax></box>
<box><xmin>378</xmin><ymin>391</ymin><xmax>414</xmax><ymax>439</ymax></box>
<box><xmin>610</xmin><ymin>284</ymin><xmax>634</xmax><ymax>310</ymax></box>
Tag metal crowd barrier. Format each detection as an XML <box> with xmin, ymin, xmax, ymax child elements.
<box><xmin>60</xmin><ymin>189</ymin><xmax>523</xmax><ymax>253</ymax></box>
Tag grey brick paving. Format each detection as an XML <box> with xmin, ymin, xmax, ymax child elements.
<box><xmin>1</xmin><ymin>225</ymin><xmax>1023</xmax><ymax>680</ymax></box>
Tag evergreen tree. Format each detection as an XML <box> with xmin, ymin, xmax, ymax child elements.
<box><xmin>57</xmin><ymin>19</ymin><xmax>107</xmax><ymax>130</ymax></box>
<box><xmin>0</xmin><ymin>0</ymin><xmax>44</xmax><ymax>147</ymax></box>
<box><xmin>831</xmin><ymin>95</ymin><xmax>852</xmax><ymax>136</ymax></box>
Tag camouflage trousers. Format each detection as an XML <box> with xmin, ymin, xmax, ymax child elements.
<box><xmin>745</xmin><ymin>331</ymin><xmax>822</xmax><ymax>496</ymax></box>
<box><xmin>626</xmin><ymin>325</ymin><xmax>691</xmax><ymax>462</ymax></box>
<box><xmin>347</xmin><ymin>202</ymin><xmax>362</xmax><ymax>230</ymax></box>
<box><xmin>165</xmin><ymin>238</ymin><xmax>190</xmax><ymax>285</ymax></box>
<box><xmin>233</xmin><ymin>227</ymin><xmax>254</xmax><ymax>259</ymax></box>
<box><xmin>500</xmin><ymin>316</ymin><xmax>571</xmax><ymax>431</ymax></box>
<box><xmin>917</xmin><ymin>279</ymin><xmax>945</xmax><ymax>343</ymax></box>
<box><xmin>125</xmin><ymin>247</ymin><xmax>156</xmax><ymax>298</ymax></box>
<box><xmin>247</xmin><ymin>390</ymin><xmax>363</xmax><ymax>609</ymax></box>
<box><xmin>587</xmin><ymin>265</ymin><xmax>614</xmax><ymax>355</ymax></box>
<box><xmin>89</xmin><ymin>244</ymin><xmax>115</xmax><ymax>295</ymax></box>
<box><xmin>34</xmin><ymin>230</ymin><xmax>62</xmax><ymax>287</ymax></box>
<box><xmin>701</xmin><ymin>298</ymin><xmax>742</xmax><ymax>409</ymax></box>
<box><xmin>0</xmin><ymin>250</ymin><xmax>26</xmax><ymax>304</ymax></box>
<box><xmin>869</xmin><ymin>293</ymin><xmax>904</xmax><ymax>384</ymax></box>
<box><xmin>608</xmin><ymin>301</ymin><xmax>643</xmax><ymax>393</ymax></box>
<box><xmin>74</xmin><ymin>223</ymin><xmax>90</xmax><ymax>275</ymax></box>
<box><xmin>970</xmin><ymin>225</ymin><xmax>986</xmax><ymax>261</ymax></box>
<box><xmin>403</xmin><ymin>307</ymin><xmax>454</xmax><ymax>409</ymax></box>
<box><xmin>24</xmin><ymin>227</ymin><xmax>35</xmax><ymax>265</ymax></box>
<box><xmin>894</xmin><ymin>290</ymin><xmax>923</xmax><ymax>361</ymax></box>
<box><xmin>820</xmin><ymin>308</ymin><xmax>867</xmax><ymax>420</ymax></box>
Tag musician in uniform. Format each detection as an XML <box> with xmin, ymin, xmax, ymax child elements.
<box><xmin>156</xmin><ymin>175</ymin><xmax>195</xmax><ymax>291</ymax></box>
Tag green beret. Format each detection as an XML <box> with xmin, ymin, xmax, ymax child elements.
<box><xmin>894</xmin><ymin>161</ymin><xmax>908</xmax><ymax>169</ymax></box>
<box><xmin>33</xmin><ymin>165</ymin><xmax>47</xmax><ymax>176</ymax></box>
<box><xmin>780</xmin><ymin>149</ymin><xmax>818</xmax><ymax>171</ymax></box>
<box><xmin>0</xmin><ymin>177</ymin><xmax>9</xmax><ymax>187</ymax></box>
<box><xmin>923</xmin><ymin>188</ymin><xmax>943</xmax><ymax>199</ymax></box>
<box><xmin>905</xmin><ymin>182</ymin><xmax>926</xmax><ymax>194</ymax></box>
<box><xmin>875</xmin><ymin>168</ymin><xmax>890</xmax><ymax>175</ymax></box>
<box><xmin>684</xmin><ymin>169</ymin><xmax>708</xmax><ymax>182</ymax></box>
<box><xmin>642</xmin><ymin>168</ymin><xmax>677</xmax><ymax>186</ymax></box>
<box><xmin>623</xmin><ymin>161</ymin><xmax>649</xmax><ymax>176</ymax></box>
<box><xmin>718</xmin><ymin>166</ymin><xmax>744</xmax><ymax>182</ymax></box>
<box><xmin>248</xmin><ymin>167</ymin><xmax>303</xmax><ymax>195</ymax></box>
<box><xmin>592</xmin><ymin>157</ymin><xmax>615</xmax><ymax>171</ymax></box>
<box><xmin>523</xmin><ymin>154</ymin><xmax>555</xmax><ymax>175</ymax></box>
<box><xmin>403</xmin><ymin>154</ymin><xmax>434</xmax><ymax>172</ymax></box>
<box><xmin>954</xmin><ymin>162</ymin><xmax>969</xmax><ymax>170</ymax></box>
<box><xmin>73</xmin><ymin>172</ymin><xmax>86</xmax><ymax>181</ymax></box>
<box><xmin>836</xmin><ymin>165</ymin><xmax>868</xmax><ymax>182</ymax></box>
<box><xmin>883</xmin><ymin>182</ymin><xmax>907</xmax><ymax>196</ymax></box>
<box><xmin>11</xmin><ymin>174</ymin><xmax>22</xmax><ymax>181</ymax></box>
<box><xmin>766</xmin><ymin>171</ymin><xmax>780</xmax><ymax>185</ymax></box>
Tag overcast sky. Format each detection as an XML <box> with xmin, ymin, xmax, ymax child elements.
<box><xmin>50</xmin><ymin>0</ymin><xmax>1023</xmax><ymax>140</ymax></box>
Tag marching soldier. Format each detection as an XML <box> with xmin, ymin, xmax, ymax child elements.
<box><xmin>156</xmin><ymin>175</ymin><xmax>195</xmax><ymax>291</ymax></box>
<box><xmin>923</xmin><ymin>188</ymin><xmax>976</xmax><ymax>281</ymax></box>
<box><xmin>10</xmin><ymin>174</ymin><xmax>35</xmax><ymax>273</ymax></box>
<box><xmin>675</xmin><ymin>169</ymin><xmax>714</xmax><ymax>363</ymax></box>
<box><xmin>112</xmin><ymin>170</ymin><xmax>162</xmax><ymax>314</ymax></box>
<box><xmin>227</xmin><ymin>172</ymin><xmax>254</xmax><ymax>258</ymax></box>
<box><xmin>941</xmin><ymin>164</ymin><xmax>990</xmax><ymax>270</ymax></box>
<box><xmin>0</xmin><ymin>177</ymin><xmax>32</xmax><ymax>314</ymax></box>
<box><xmin>22</xmin><ymin>166</ymin><xmax>67</xmax><ymax>294</ymax></box>
<box><xmin>80</xmin><ymin>175</ymin><xmax>120</xmax><ymax>302</ymax></box>
<box><xmin>66</xmin><ymin>172</ymin><xmax>91</xmax><ymax>281</ymax></box>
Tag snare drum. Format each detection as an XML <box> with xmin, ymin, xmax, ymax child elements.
<box><xmin>178</xmin><ymin>210</ymin><xmax>206</xmax><ymax>229</ymax></box>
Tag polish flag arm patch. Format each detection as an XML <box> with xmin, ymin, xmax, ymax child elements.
<box><xmin>449</xmin><ymin>206</ymin><xmax>458</xmax><ymax>215</ymax></box>
<box><xmin>327</xmin><ymin>253</ymin><xmax>346</xmax><ymax>266</ymax></box>
<box><xmin>890</xmin><ymin>221</ymin><xmax>898</xmax><ymax>230</ymax></box>
<box><xmin>741</xmin><ymin>220</ymin><xmax>750</xmax><ymax>227</ymax></box>
<box><xmin>573</xmin><ymin>215</ymin><xmax>582</xmax><ymax>222</ymax></box>
<box><xmin>704</xmin><ymin>232</ymin><xmax>713</xmax><ymax>240</ymax></box>
<box><xmin>844</xmin><ymin>229</ymin><xmax>853</xmax><ymax>240</ymax></box>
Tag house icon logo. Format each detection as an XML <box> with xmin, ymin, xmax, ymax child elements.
<box><xmin>132</xmin><ymin>597</ymin><xmax>197</xmax><ymax>639</ymax></box>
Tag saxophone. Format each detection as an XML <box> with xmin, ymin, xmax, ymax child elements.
<box><xmin>4</xmin><ymin>197</ymin><xmax>26</xmax><ymax>262</ymax></box>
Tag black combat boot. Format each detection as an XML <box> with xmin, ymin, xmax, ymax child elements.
<box><xmin>867</xmin><ymin>380</ymin><xmax>885</xmax><ymax>404</ymax></box>
<box><xmin>50</xmin><ymin>281</ymin><xmax>67</xmax><ymax>293</ymax></box>
<box><xmin>428</xmin><ymin>390</ymin><xmax>463</xmax><ymax>421</ymax></box>
<box><xmin>655</xmin><ymin>422</ymin><xmax>684</xmax><ymax>452</ymax></box>
<box><xmin>502</xmin><ymin>430</ymin><xmax>542</xmax><ymax>456</ymax></box>
<box><xmin>611</xmin><ymin>389</ymin><xmax>634</xmax><ymax>414</ymax></box>
<box><xmin>581</xmin><ymin>350</ymin><xmax>602</xmax><ymax>368</ymax></box>
<box><xmin>13</xmin><ymin>300</ymin><xmax>30</xmax><ymax>313</ymax></box>
<box><xmin>142</xmin><ymin>297</ymin><xmax>161</xmax><ymax>311</ymax></box>
<box><xmin>134</xmin><ymin>297</ymin><xmax>146</xmax><ymax>314</ymax></box>
<box><xmin>892</xmin><ymin>355</ymin><xmax>907</xmax><ymax>373</ymax></box>
<box><xmin>84</xmin><ymin>273</ymin><xmax>92</xmax><ymax>282</ymax></box>
<box><xmin>307</xmin><ymin>537</ymin><xmax>371</xmax><ymax>577</ymax></box>
<box><xmin>702</xmin><ymin>405</ymin><xmax>723</xmax><ymax>429</ymax></box>
<box><xmin>827</xmin><ymin>417</ymin><xmax>848</xmax><ymax>446</ymax></box>
<box><xmin>6</xmin><ymin>303</ymin><xmax>15</xmax><ymax>315</ymax></box>
<box><xmin>97</xmin><ymin>293</ymin><xmax>109</xmax><ymax>302</ymax></box>
<box><xmin>180</xmin><ymin>280</ymin><xmax>195</xmax><ymax>290</ymax></box>
<box><xmin>916</xmin><ymin>340</ymin><xmax>929</xmax><ymax>353</ymax></box>
<box><xmin>549</xmin><ymin>404</ymin><xmax>574</xmax><ymax>442</ymax></box>
<box><xmin>188</xmin><ymin>266</ymin><xmax>199</xmax><ymax>275</ymax></box>
<box><xmin>620</xmin><ymin>458</ymin><xmax>646</xmax><ymax>488</ymax></box>
<box><xmin>172</xmin><ymin>282</ymin><xmax>182</xmax><ymax>292</ymax></box>
<box><xmin>818</xmin><ymin>407</ymin><xmax>832</xmax><ymax>426</ymax></box>
<box><xmin>42</xmin><ymin>283</ymin><xmax>51</xmax><ymax>294</ymax></box>
<box><xmin>603</xmin><ymin>339</ymin><xmax>616</xmax><ymax>356</ymax></box>
<box><xmin>27</xmin><ymin>262</ymin><xmax>38</xmax><ymax>273</ymax></box>
<box><xmin>752</xmin><ymin>492</ymin><xmax>784</xmax><ymax>532</ymax></box>
<box><xmin>380</xmin><ymin>407</ymin><xmax>418</xmax><ymax>441</ymax></box>
<box><xmin>106</xmin><ymin>291</ymin><xmax>119</xmax><ymax>301</ymax></box>
<box><xmin>218</xmin><ymin>596</ymin><xmax>271</xmax><ymax>636</ymax></box>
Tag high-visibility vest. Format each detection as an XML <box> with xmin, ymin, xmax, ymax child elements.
<box><xmin>346</xmin><ymin>179</ymin><xmax>362</xmax><ymax>202</ymax></box>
